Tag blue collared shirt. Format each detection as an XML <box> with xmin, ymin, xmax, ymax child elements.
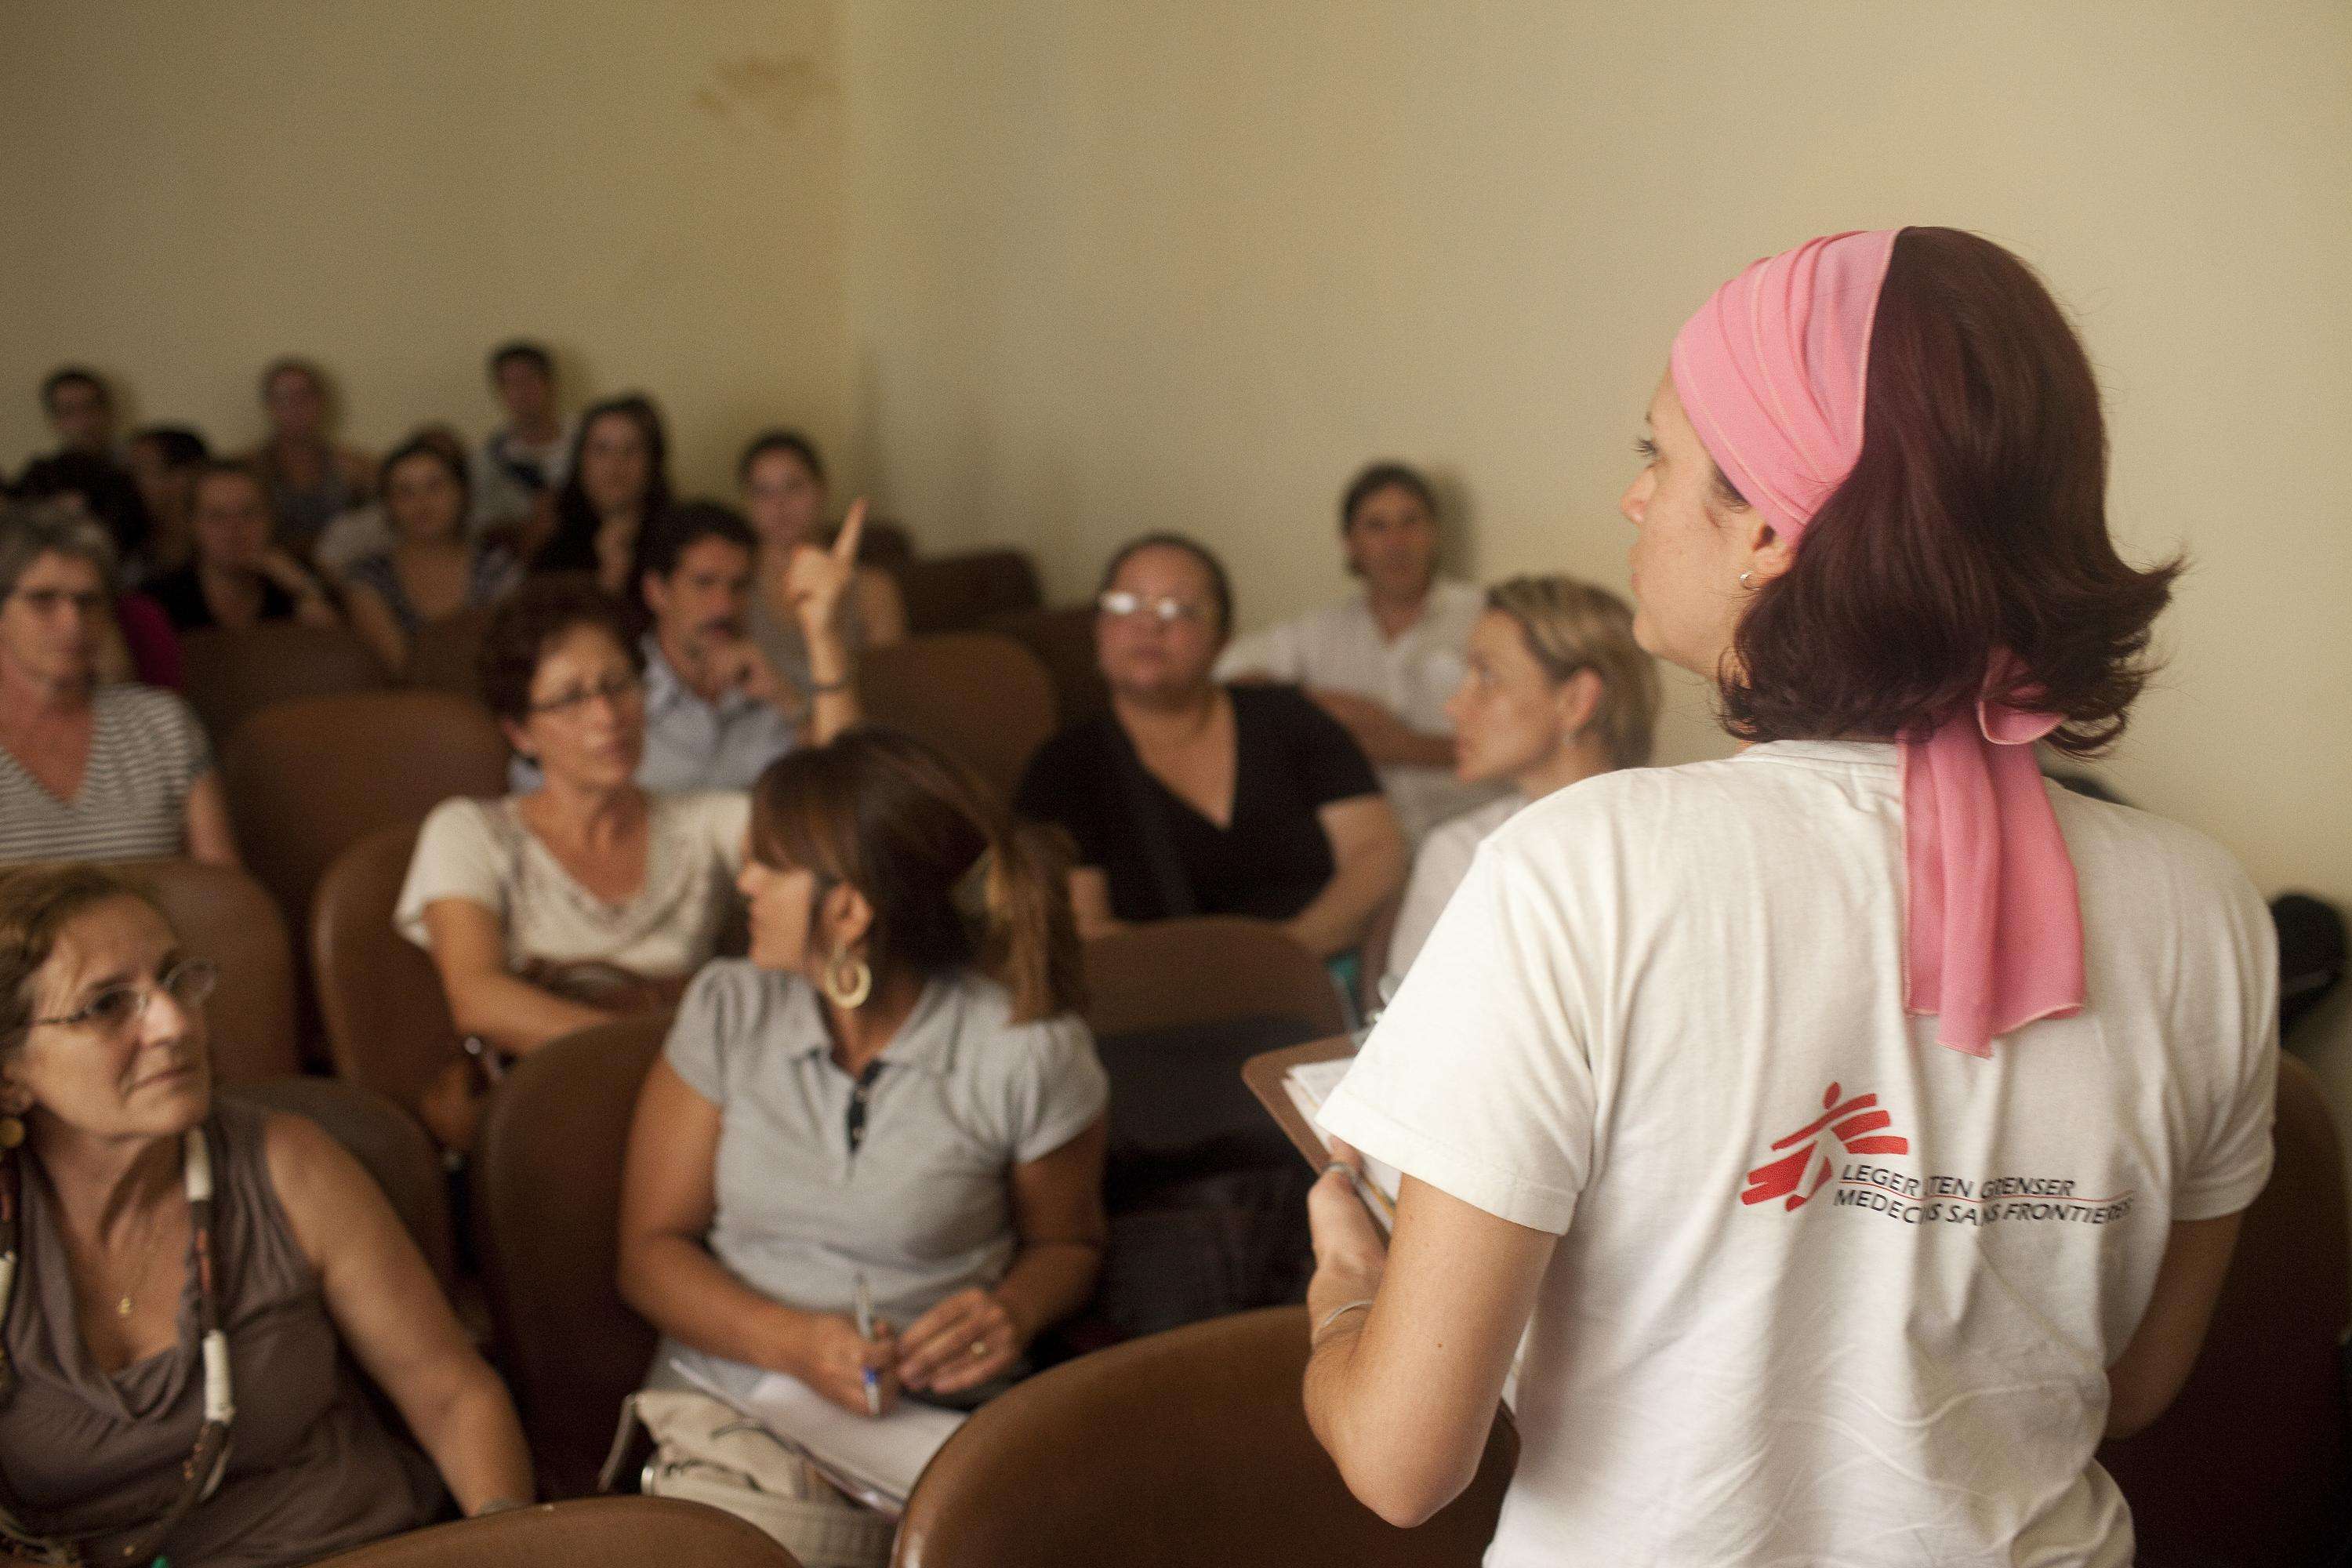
<box><xmin>636</xmin><ymin>633</ymin><xmax>802</xmax><ymax>793</ymax></box>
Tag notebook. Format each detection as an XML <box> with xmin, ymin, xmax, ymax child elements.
<box><xmin>666</xmin><ymin>1357</ymin><xmax>967</xmax><ymax>1518</ymax></box>
<box><xmin>1241</xmin><ymin>1035</ymin><xmax>1403</xmax><ymax>1232</ymax></box>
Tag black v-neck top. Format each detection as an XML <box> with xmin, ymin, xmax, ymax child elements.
<box><xmin>1014</xmin><ymin>683</ymin><xmax>1381</xmax><ymax>924</ymax></box>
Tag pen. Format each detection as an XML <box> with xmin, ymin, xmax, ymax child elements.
<box><xmin>1348</xmin><ymin>1166</ymin><xmax>1398</xmax><ymax>1229</ymax></box>
<box><xmin>853</xmin><ymin>1272</ymin><xmax>880</xmax><ymax>1417</ymax></box>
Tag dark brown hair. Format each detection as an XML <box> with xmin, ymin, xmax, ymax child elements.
<box><xmin>0</xmin><ymin>866</ymin><xmax>165</xmax><ymax>1051</ymax></box>
<box><xmin>1720</xmin><ymin>227</ymin><xmax>2180</xmax><ymax>756</ymax></box>
<box><xmin>477</xmin><ymin>575</ymin><xmax>643</xmax><ymax>724</ymax></box>
<box><xmin>750</xmin><ymin>729</ymin><xmax>1083</xmax><ymax>1024</ymax></box>
<box><xmin>1339</xmin><ymin>460</ymin><xmax>1437</xmax><ymax>533</ymax></box>
<box><xmin>1096</xmin><ymin>532</ymin><xmax>1233</xmax><ymax>640</ymax></box>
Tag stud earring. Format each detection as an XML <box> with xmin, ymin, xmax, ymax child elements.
<box><xmin>0</xmin><ymin>1114</ymin><xmax>24</xmax><ymax>1150</ymax></box>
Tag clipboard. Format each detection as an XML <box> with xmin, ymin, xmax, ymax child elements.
<box><xmin>1242</xmin><ymin>1033</ymin><xmax>1399</xmax><ymax>1231</ymax></box>
<box><xmin>1241</xmin><ymin>1034</ymin><xmax>1359</xmax><ymax>1169</ymax></box>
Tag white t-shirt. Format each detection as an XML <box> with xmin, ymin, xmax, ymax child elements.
<box><xmin>1215</xmin><ymin>580</ymin><xmax>1504</xmax><ymax>840</ymax></box>
<box><xmin>1319</xmin><ymin>740</ymin><xmax>2277</xmax><ymax>1567</ymax></box>
<box><xmin>1383</xmin><ymin>791</ymin><xmax>1523</xmax><ymax>989</ymax></box>
<box><xmin>396</xmin><ymin>790</ymin><xmax>750</xmax><ymax>977</ymax></box>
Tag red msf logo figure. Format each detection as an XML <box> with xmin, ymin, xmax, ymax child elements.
<box><xmin>1741</xmin><ymin>1083</ymin><xmax>1909</xmax><ymax>1210</ymax></box>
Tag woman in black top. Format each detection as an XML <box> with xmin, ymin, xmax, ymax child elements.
<box><xmin>144</xmin><ymin>461</ymin><xmax>339</xmax><ymax>634</ymax></box>
<box><xmin>528</xmin><ymin>394</ymin><xmax>673</xmax><ymax>596</ymax></box>
<box><xmin>1015</xmin><ymin>533</ymin><xmax>1406</xmax><ymax>959</ymax></box>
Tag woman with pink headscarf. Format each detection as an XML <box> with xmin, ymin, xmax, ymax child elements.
<box><xmin>1301</xmin><ymin>230</ymin><xmax>2276</xmax><ymax>1563</ymax></box>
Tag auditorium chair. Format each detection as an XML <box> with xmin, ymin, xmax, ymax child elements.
<box><xmin>855</xmin><ymin>633</ymin><xmax>1056</xmax><ymax>801</ymax></box>
<box><xmin>985</xmin><ymin>604</ymin><xmax>1110</xmax><ymax>727</ymax></box>
<box><xmin>312</xmin><ymin>822</ymin><xmax>466</xmax><ymax>1129</ymax></box>
<box><xmin>1076</xmin><ymin>919</ymin><xmax>1348</xmax><ymax>1342</ymax></box>
<box><xmin>110</xmin><ymin>857</ymin><xmax>299</xmax><ymax>1082</ymax></box>
<box><xmin>225</xmin><ymin>1076</ymin><xmax>456</xmax><ymax>1289</ymax></box>
<box><xmin>2099</xmin><ymin>1051</ymin><xmax>2352</xmax><ymax>1566</ymax></box>
<box><xmin>473</xmin><ymin>1013</ymin><xmax>669</xmax><ymax>1497</ymax></box>
<box><xmin>307</xmin><ymin>1497</ymin><xmax>804</xmax><ymax>1568</ymax></box>
<box><xmin>894</xmin><ymin>1304</ymin><xmax>1515</xmax><ymax>1568</ymax></box>
<box><xmin>221</xmin><ymin>689</ymin><xmax>510</xmax><ymax>960</ymax></box>
<box><xmin>891</xmin><ymin>547</ymin><xmax>1044</xmax><ymax>636</ymax></box>
<box><xmin>179</xmin><ymin>622</ymin><xmax>390</xmax><ymax>743</ymax></box>
<box><xmin>398</xmin><ymin>604</ymin><xmax>495</xmax><ymax>695</ymax></box>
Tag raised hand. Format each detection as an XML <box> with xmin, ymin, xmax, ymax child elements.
<box><xmin>782</xmin><ymin>497</ymin><xmax>869</xmax><ymax>633</ymax></box>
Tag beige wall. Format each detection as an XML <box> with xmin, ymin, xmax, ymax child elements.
<box><xmin>843</xmin><ymin>1</ymin><xmax>2352</xmax><ymax>1076</ymax></box>
<box><xmin>0</xmin><ymin>0</ymin><xmax>852</xmax><ymax>499</ymax></box>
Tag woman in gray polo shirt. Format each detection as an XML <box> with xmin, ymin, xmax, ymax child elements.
<box><xmin>618</xmin><ymin>728</ymin><xmax>1108</xmax><ymax>1561</ymax></box>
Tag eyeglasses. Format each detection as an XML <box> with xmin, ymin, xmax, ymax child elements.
<box><xmin>31</xmin><ymin>959</ymin><xmax>218</xmax><ymax>1039</ymax></box>
<box><xmin>7</xmin><ymin>588</ymin><xmax>108</xmax><ymax>615</ymax></box>
<box><xmin>527</xmin><ymin>670</ymin><xmax>644</xmax><ymax>717</ymax></box>
<box><xmin>1098</xmin><ymin>590</ymin><xmax>1209</xmax><ymax>625</ymax></box>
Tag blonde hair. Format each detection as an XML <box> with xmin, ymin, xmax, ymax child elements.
<box><xmin>1485</xmin><ymin>575</ymin><xmax>1661</xmax><ymax>770</ymax></box>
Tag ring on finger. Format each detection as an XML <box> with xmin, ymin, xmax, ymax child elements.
<box><xmin>969</xmin><ymin>1339</ymin><xmax>989</xmax><ymax>1358</ymax></box>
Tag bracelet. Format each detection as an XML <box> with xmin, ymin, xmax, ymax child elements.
<box><xmin>1311</xmin><ymin>1298</ymin><xmax>1375</xmax><ymax>1346</ymax></box>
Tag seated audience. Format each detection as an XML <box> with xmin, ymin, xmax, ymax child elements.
<box><xmin>342</xmin><ymin>434</ymin><xmax>523</xmax><ymax>673</ymax></box>
<box><xmin>626</xmin><ymin>498</ymin><xmax>862</xmax><ymax>793</ymax></box>
<box><xmin>27</xmin><ymin>365</ymin><xmax>119</xmax><ymax>463</ymax></box>
<box><xmin>247</xmin><ymin>358</ymin><xmax>373</xmax><ymax>558</ymax></box>
<box><xmin>123</xmin><ymin>424</ymin><xmax>212</xmax><ymax>580</ymax></box>
<box><xmin>145</xmin><ymin>460</ymin><xmax>339</xmax><ymax>634</ymax></box>
<box><xmin>14</xmin><ymin>450</ymin><xmax>151</xmax><ymax>571</ymax></box>
<box><xmin>739</xmin><ymin>429</ymin><xmax>907</xmax><ymax>681</ymax></box>
<box><xmin>1216</xmin><ymin>462</ymin><xmax>1497</xmax><ymax>842</ymax></box>
<box><xmin>472</xmin><ymin>339</ymin><xmax>572</xmax><ymax>535</ymax></box>
<box><xmin>618</xmin><ymin>728</ymin><xmax>1107</xmax><ymax>1564</ymax></box>
<box><xmin>1016</xmin><ymin>533</ymin><xmax>1405</xmax><ymax>960</ymax></box>
<box><xmin>0</xmin><ymin>865</ymin><xmax>532</xmax><ymax>1566</ymax></box>
<box><xmin>529</xmin><ymin>394</ymin><xmax>672</xmax><ymax>596</ymax></box>
<box><xmin>0</xmin><ymin>504</ymin><xmax>234</xmax><ymax>866</ymax></box>
<box><xmin>1382</xmin><ymin>575</ymin><xmax>1658</xmax><ymax>986</ymax></box>
<box><xmin>397</xmin><ymin>578</ymin><xmax>746</xmax><ymax>1147</ymax></box>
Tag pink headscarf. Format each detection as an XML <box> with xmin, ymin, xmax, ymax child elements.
<box><xmin>1669</xmin><ymin>230</ymin><xmax>2085</xmax><ymax>1058</ymax></box>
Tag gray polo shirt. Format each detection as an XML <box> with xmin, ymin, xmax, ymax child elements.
<box><xmin>652</xmin><ymin>960</ymin><xmax>1108</xmax><ymax>1394</ymax></box>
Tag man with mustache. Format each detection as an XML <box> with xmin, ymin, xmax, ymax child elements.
<box><xmin>631</xmin><ymin>500</ymin><xmax>862</xmax><ymax>792</ymax></box>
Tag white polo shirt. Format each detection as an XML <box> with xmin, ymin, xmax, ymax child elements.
<box><xmin>1319</xmin><ymin>740</ymin><xmax>2277</xmax><ymax>1567</ymax></box>
<box><xmin>1215</xmin><ymin>580</ymin><xmax>1504</xmax><ymax>840</ymax></box>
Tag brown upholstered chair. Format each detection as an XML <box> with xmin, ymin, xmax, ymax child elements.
<box><xmin>1082</xmin><ymin>916</ymin><xmax>1348</xmax><ymax>1042</ymax></box>
<box><xmin>895</xmin><ymin>1304</ymin><xmax>1514</xmax><ymax>1567</ymax></box>
<box><xmin>179</xmin><ymin>622</ymin><xmax>390</xmax><ymax>744</ymax></box>
<box><xmin>399</xmin><ymin>604</ymin><xmax>495</xmax><ymax>695</ymax></box>
<box><xmin>985</xmin><ymin>604</ymin><xmax>1109</xmax><ymax>728</ymax></box>
<box><xmin>473</xmin><ymin>1014</ymin><xmax>669</xmax><ymax>1498</ymax></box>
<box><xmin>855</xmin><ymin>633</ymin><xmax>1055</xmax><ymax>803</ymax></box>
<box><xmin>891</xmin><ymin>548</ymin><xmax>1044</xmax><ymax>635</ymax></box>
<box><xmin>222</xmin><ymin>690</ymin><xmax>510</xmax><ymax>953</ymax></box>
<box><xmin>224</xmin><ymin>1076</ymin><xmax>455</xmax><ymax>1289</ymax></box>
<box><xmin>306</xmin><ymin>1497</ymin><xmax>804</xmax><ymax>1568</ymax></box>
<box><xmin>312</xmin><ymin>822</ymin><xmax>462</xmax><ymax>1125</ymax></box>
<box><xmin>107</xmin><ymin>858</ymin><xmax>299</xmax><ymax>1083</ymax></box>
<box><xmin>2100</xmin><ymin>1051</ymin><xmax>2351</xmax><ymax>1566</ymax></box>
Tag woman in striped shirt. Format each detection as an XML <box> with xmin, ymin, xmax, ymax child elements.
<box><xmin>0</xmin><ymin>503</ymin><xmax>238</xmax><ymax>868</ymax></box>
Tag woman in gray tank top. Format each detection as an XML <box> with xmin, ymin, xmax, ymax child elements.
<box><xmin>0</xmin><ymin>866</ymin><xmax>532</xmax><ymax>1567</ymax></box>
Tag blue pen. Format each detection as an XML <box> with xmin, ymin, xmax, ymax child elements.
<box><xmin>853</xmin><ymin>1272</ymin><xmax>881</xmax><ymax>1417</ymax></box>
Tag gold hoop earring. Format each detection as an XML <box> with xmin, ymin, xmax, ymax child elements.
<box><xmin>822</xmin><ymin>950</ymin><xmax>873</xmax><ymax>1010</ymax></box>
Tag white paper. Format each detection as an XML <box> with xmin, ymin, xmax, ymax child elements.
<box><xmin>670</xmin><ymin>1358</ymin><xmax>967</xmax><ymax>1516</ymax></box>
<box><xmin>1289</xmin><ymin>1058</ymin><xmax>1403</xmax><ymax>1216</ymax></box>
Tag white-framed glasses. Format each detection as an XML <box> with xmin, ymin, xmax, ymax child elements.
<box><xmin>31</xmin><ymin>959</ymin><xmax>219</xmax><ymax>1040</ymax></box>
<box><xmin>1098</xmin><ymin>590</ymin><xmax>1208</xmax><ymax>625</ymax></box>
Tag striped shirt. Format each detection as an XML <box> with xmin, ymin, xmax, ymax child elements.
<box><xmin>0</xmin><ymin>684</ymin><xmax>213</xmax><ymax>865</ymax></box>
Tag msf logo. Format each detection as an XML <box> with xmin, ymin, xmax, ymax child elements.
<box><xmin>1741</xmin><ymin>1083</ymin><xmax>1909</xmax><ymax>1211</ymax></box>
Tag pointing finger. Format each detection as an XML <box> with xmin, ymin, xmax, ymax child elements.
<box><xmin>832</xmin><ymin>498</ymin><xmax>868</xmax><ymax>566</ymax></box>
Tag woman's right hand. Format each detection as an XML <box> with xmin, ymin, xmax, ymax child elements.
<box><xmin>792</xmin><ymin>1312</ymin><xmax>901</xmax><ymax>1418</ymax></box>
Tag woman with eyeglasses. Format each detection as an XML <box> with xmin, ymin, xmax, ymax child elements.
<box><xmin>0</xmin><ymin>503</ymin><xmax>239</xmax><ymax>869</ymax></box>
<box><xmin>397</xmin><ymin>578</ymin><xmax>768</xmax><ymax>1149</ymax></box>
<box><xmin>0</xmin><ymin>863</ymin><xmax>532</xmax><ymax>1566</ymax></box>
<box><xmin>1014</xmin><ymin>533</ymin><xmax>1406</xmax><ymax>961</ymax></box>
